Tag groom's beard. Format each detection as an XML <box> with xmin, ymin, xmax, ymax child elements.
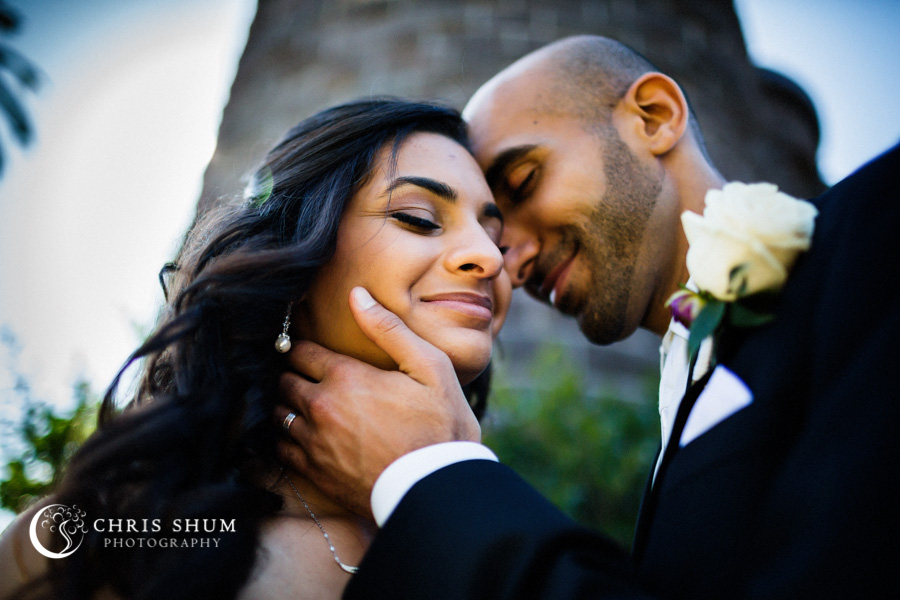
<box><xmin>575</xmin><ymin>129</ymin><xmax>662</xmax><ymax>346</ymax></box>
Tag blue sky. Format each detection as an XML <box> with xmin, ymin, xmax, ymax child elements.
<box><xmin>1</xmin><ymin>0</ymin><xmax>256</xmax><ymax>406</ymax></box>
<box><xmin>734</xmin><ymin>0</ymin><xmax>900</xmax><ymax>183</ymax></box>
<box><xmin>1</xmin><ymin>0</ymin><xmax>898</xmax><ymax>528</ymax></box>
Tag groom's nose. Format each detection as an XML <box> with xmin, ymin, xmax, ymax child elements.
<box><xmin>500</xmin><ymin>228</ymin><xmax>539</xmax><ymax>289</ymax></box>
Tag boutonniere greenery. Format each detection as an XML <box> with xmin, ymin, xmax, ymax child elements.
<box><xmin>666</xmin><ymin>182</ymin><xmax>819</xmax><ymax>363</ymax></box>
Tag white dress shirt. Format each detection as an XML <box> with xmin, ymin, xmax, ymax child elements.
<box><xmin>655</xmin><ymin>317</ymin><xmax>713</xmax><ymax>480</ymax></box>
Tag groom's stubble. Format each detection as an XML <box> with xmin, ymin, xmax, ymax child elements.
<box><xmin>575</xmin><ymin>126</ymin><xmax>662</xmax><ymax>345</ymax></box>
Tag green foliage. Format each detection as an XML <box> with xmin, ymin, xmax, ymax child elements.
<box><xmin>483</xmin><ymin>346</ymin><xmax>660</xmax><ymax>549</ymax></box>
<box><xmin>0</xmin><ymin>1</ymin><xmax>41</xmax><ymax>175</ymax></box>
<box><xmin>0</xmin><ymin>329</ymin><xmax>100</xmax><ymax>515</ymax></box>
<box><xmin>0</xmin><ymin>381</ymin><xmax>99</xmax><ymax>514</ymax></box>
<box><xmin>688</xmin><ymin>297</ymin><xmax>725</xmax><ymax>359</ymax></box>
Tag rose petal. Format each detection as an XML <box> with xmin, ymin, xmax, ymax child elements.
<box><xmin>681</xmin><ymin>182</ymin><xmax>816</xmax><ymax>301</ymax></box>
<box><xmin>703</xmin><ymin>182</ymin><xmax>817</xmax><ymax>250</ymax></box>
<box><xmin>682</xmin><ymin>211</ymin><xmax>787</xmax><ymax>299</ymax></box>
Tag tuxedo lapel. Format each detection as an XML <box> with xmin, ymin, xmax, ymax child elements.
<box><xmin>632</xmin><ymin>444</ymin><xmax>658</xmax><ymax>557</ymax></box>
<box><xmin>632</xmin><ymin>369</ymin><xmax>714</xmax><ymax>561</ymax></box>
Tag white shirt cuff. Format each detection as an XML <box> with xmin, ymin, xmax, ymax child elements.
<box><xmin>370</xmin><ymin>441</ymin><xmax>498</xmax><ymax>527</ymax></box>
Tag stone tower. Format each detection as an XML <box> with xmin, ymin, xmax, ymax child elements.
<box><xmin>200</xmin><ymin>0</ymin><xmax>825</xmax><ymax>398</ymax></box>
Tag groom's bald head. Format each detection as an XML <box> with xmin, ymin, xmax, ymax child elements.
<box><xmin>465</xmin><ymin>36</ymin><xmax>657</xmax><ymax>128</ymax></box>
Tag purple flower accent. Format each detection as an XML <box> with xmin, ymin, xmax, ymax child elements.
<box><xmin>666</xmin><ymin>288</ymin><xmax>706</xmax><ymax>327</ymax></box>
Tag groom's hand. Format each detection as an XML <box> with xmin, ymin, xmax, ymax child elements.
<box><xmin>276</xmin><ymin>287</ymin><xmax>480</xmax><ymax>518</ymax></box>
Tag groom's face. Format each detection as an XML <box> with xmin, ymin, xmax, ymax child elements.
<box><xmin>464</xmin><ymin>69</ymin><xmax>664</xmax><ymax>345</ymax></box>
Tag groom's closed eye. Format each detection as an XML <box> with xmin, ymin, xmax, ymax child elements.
<box><xmin>507</xmin><ymin>166</ymin><xmax>539</xmax><ymax>206</ymax></box>
<box><xmin>484</xmin><ymin>144</ymin><xmax>539</xmax><ymax>199</ymax></box>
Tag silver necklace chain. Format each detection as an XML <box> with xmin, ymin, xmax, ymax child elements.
<box><xmin>286</xmin><ymin>475</ymin><xmax>359</xmax><ymax>574</ymax></box>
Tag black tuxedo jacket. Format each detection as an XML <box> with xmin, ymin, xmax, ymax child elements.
<box><xmin>344</xmin><ymin>144</ymin><xmax>900</xmax><ymax>600</ymax></box>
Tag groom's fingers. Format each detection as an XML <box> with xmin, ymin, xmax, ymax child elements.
<box><xmin>284</xmin><ymin>340</ymin><xmax>339</xmax><ymax>383</ymax></box>
<box><xmin>274</xmin><ymin>402</ymin><xmax>305</xmax><ymax>436</ymax></box>
<box><xmin>348</xmin><ymin>286</ymin><xmax>450</xmax><ymax>380</ymax></box>
<box><xmin>275</xmin><ymin>437</ymin><xmax>310</xmax><ymax>475</ymax></box>
<box><xmin>276</xmin><ymin>432</ymin><xmax>372</xmax><ymax>518</ymax></box>
<box><xmin>278</xmin><ymin>368</ymin><xmax>320</xmax><ymax>420</ymax></box>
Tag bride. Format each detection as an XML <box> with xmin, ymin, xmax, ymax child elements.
<box><xmin>0</xmin><ymin>98</ymin><xmax>510</xmax><ymax>599</ymax></box>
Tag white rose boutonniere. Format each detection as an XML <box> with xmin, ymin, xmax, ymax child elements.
<box><xmin>667</xmin><ymin>182</ymin><xmax>819</xmax><ymax>361</ymax></box>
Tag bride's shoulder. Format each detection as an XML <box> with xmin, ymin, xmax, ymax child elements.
<box><xmin>237</xmin><ymin>515</ymin><xmax>351</xmax><ymax>600</ymax></box>
<box><xmin>0</xmin><ymin>499</ymin><xmax>54</xmax><ymax>597</ymax></box>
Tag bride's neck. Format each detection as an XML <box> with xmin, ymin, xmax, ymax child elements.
<box><xmin>272</xmin><ymin>467</ymin><xmax>366</xmax><ymax>525</ymax></box>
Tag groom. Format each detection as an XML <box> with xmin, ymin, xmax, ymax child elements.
<box><xmin>278</xmin><ymin>36</ymin><xmax>900</xmax><ymax>599</ymax></box>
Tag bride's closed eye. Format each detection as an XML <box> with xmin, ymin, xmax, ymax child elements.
<box><xmin>391</xmin><ymin>211</ymin><xmax>440</xmax><ymax>231</ymax></box>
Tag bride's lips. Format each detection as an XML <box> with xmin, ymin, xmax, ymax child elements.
<box><xmin>540</xmin><ymin>250</ymin><xmax>577</xmax><ymax>307</ymax></box>
<box><xmin>420</xmin><ymin>292</ymin><xmax>494</xmax><ymax>322</ymax></box>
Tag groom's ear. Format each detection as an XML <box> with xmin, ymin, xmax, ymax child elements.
<box><xmin>616</xmin><ymin>72</ymin><xmax>688</xmax><ymax>156</ymax></box>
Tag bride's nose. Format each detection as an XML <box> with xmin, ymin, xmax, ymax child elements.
<box><xmin>445</xmin><ymin>224</ymin><xmax>504</xmax><ymax>279</ymax></box>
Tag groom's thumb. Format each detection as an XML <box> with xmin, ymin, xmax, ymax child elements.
<box><xmin>348</xmin><ymin>287</ymin><xmax>447</xmax><ymax>376</ymax></box>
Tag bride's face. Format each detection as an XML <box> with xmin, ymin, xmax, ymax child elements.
<box><xmin>300</xmin><ymin>132</ymin><xmax>511</xmax><ymax>384</ymax></box>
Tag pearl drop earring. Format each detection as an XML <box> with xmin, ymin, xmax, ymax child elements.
<box><xmin>275</xmin><ymin>303</ymin><xmax>293</xmax><ymax>353</ymax></box>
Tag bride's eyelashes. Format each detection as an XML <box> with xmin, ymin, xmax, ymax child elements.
<box><xmin>390</xmin><ymin>212</ymin><xmax>505</xmax><ymax>256</ymax></box>
<box><xmin>391</xmin><ymin>211</ymin><xmax>440</xmax><ymax>231</ymax></box>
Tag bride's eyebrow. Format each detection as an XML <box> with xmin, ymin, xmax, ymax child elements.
<box><xmin>385</xmin><ymin>176</ymin><xmax>457</xmax><ymax>203</ymax></box>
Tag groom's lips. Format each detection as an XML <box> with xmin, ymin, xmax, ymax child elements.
<box><xmin>539</xmin><ymin>249</ymin><xmax>578</xmax><ymax>307</ymax></box>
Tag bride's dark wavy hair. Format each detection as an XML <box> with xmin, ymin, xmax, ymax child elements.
<box><xmin>24</xmin><ymin>98</ymin><xmax>490</xmax><ymax>600</ymax></box>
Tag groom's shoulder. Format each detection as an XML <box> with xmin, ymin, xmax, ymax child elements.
<box><xmin>806</xmin><ymin>143</ymin><xmax>900</xmax><ymax>255</ymax></box>
<box><xmin>792</xmin><ymin>143</ymin><xmax>900</xmax><ymax>331</ymax></box>
<box><xmin>812</xmin><ymin>143</ymin><xmax>900</xmax><ymax>212</ymax></box>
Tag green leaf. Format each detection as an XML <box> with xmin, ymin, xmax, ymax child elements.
<box><xmin>0</xmin><ymin>77</ymin><xmax>31</xmax><ymax>144</ymax></box>
<box><xmin>0</xmin><ymin>5</ymin><xmax>21</xmax><ymax>33</ymax></box>
<box><xmin>729</xmin><ymin>301</ymin><xmax>776</xmax><ymax>328</ymax></box>
<box><xmin>249</xmin><ymin>166</ymin><xmax>274</xmax><ymax>207</ymax></box>
<box><xmin>0</xmin><ymin>45</ymin><xmax>41</xmax><ymax>90</ymax></box>
<box><xmin>688</xmin><ymin>300</ymin><xmax>725</xmax><ymax>358</ymax></box>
